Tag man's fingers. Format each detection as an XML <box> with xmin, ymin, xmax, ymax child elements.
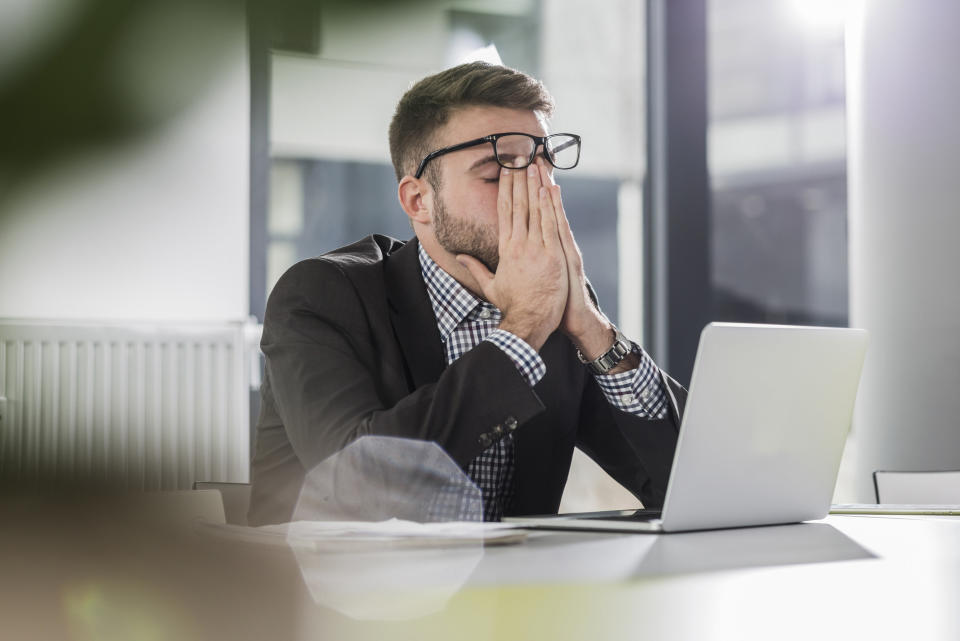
<box><xmin>526</xmin><ymin>164</ymin><xmax>542</xmax><ymax>240</ymax></box>
<box><xmin>549</xmin><ymin>184</ymin><xmax>573</xmax><ymax>244</ymax></box>
<box><xmin>497</xmin><ymin>167</ymin><xmax>513</xmax><ymax>245</ymax></box>
<box><xmin>549</xmin><ymin>183</ymin><xmax>585</xmax><ymax>274</ymax></box>
<box><xmin>536</xmin><ymin>160</ymin><xmax>559</xmax><ymax>245</ymax></box>
<box><xmin>456</xmin><ymin>254</ymin><xmax>496</xmax><ymax>296</ymax></box>
<box><xmin>538</xmin><ymin>159</ymin><xmax>554</xmax><ymax>188</ymax></box>
<box><xmin>539</xmin><ymin>186</ymin><xmax>559</xmax><ymax>245</ymax></box>
<box><xmin>512</xmin><ymin>158</ymin><xmax>529</xmax><ymax>238</ymax></box>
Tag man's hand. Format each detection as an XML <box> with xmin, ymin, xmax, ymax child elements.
<box><xmin>456</xmin><ymin>163</ymin><xmax>568</xmax><ymax>351</ymax></box>
<box><xmin>537</xmin><ymin>160</ymin><xmax>640</xmax><ymax>373</ymax></box>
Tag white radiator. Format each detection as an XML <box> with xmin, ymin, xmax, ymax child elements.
<box><xmin>0</xmin><ymin>320</ymin><xmax>260</xmax><ymax>490</ymax></box>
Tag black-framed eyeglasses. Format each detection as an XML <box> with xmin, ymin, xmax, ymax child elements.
<box><xmin>414</xmin><ymin>132</ymin><xmax>581</xmax><ymax>179</ymax></box>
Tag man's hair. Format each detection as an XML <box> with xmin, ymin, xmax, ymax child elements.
<box><xmin>388</xmin><ymin>62</ymin><xmax>555</xmax><ymax>185</ymax></box>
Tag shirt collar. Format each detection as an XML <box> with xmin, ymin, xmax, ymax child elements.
<box><xmin>418</xmin><ymin>244</ymin><xmax>497</xmax><ymax>341</ymax></box>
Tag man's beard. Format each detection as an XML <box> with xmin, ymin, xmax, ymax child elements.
<box><xmin>433</xmin><ymin>193</ymin><xmax>500</xmax><ymax>272</ymax></box>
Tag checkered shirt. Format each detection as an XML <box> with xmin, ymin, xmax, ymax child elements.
<box><xmin>418</xmin><ymin>245</ymin><xmax>668</xmax><ymax>521</ymax></box>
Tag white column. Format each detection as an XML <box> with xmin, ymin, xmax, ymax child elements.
<box><xmin>845</xmin><ymin>0</ymin><xmax>960</xmax><ymax>501</ymax></box>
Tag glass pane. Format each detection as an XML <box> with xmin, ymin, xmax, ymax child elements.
<box><xmin>708</xmin><ymin>0</ymin><xmax>848</xmax><ymax>327</ymax></box>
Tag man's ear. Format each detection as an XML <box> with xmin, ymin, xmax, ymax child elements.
<box><xmin>398</xmin><ymin>176</ymin><xmax>432</xmax><ymax>225</ymax></box>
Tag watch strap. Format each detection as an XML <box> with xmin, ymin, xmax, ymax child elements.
<box><xmin>576</xmin><ymin>328</ymin><xmax>632</xmax><ymax>375</ymax></box>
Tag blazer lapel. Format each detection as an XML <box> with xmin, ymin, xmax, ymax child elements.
<box><xmin>384</xmin><ymin>238</ymin><xmax>447</xmax><ymax>388</ymax></box>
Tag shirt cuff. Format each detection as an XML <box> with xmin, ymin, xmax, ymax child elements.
<box><xmin>593</xmin><ymin>343</ymin><xmax>669</xmax><ymax>419</ymax></box>
<box><xmin>484</xmin><ymin>329</ymin><xmax>546</xmax><ymax>387</ymax></box>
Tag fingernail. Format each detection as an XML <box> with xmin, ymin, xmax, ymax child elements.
<box><xmin>502</xmin><ymin>167</ymin><xmax>510</xmax><ymax>175</ymax></box>
<box><xmin>527</xmin><ymin>165</ymin><xmax>537</xmax><ymax>176</ymax></box>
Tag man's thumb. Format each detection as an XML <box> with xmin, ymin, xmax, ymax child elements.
<box><xmin>455</xmin><ymin>254</ymin><xmax>494</xmax><ymax>284</ymax></box>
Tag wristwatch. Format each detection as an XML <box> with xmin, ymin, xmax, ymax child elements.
<box><xmin>576</xmin><ymin>327</ymin><xmax>633</xmax><ymax>375</ymax></box>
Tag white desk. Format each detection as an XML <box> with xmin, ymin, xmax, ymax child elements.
<box><xmin>297</xmin><ymin>515</ymin><xmax>960</xmax><ymax>641</ymax></box>
<box><xmin>3</xmin><ymin>498</ymin><xmax>959</xmax><ymax>641</ymax></box>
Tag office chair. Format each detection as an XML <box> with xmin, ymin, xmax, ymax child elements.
<box><xmin>194</xmin><ymin>481</ymin><xmax>252</xmax><ymax>526</ymax></box>
<box><xmin>873</xmin><ymin>470</ymin><xmax>960</xmax><ymax>503</ymax></box>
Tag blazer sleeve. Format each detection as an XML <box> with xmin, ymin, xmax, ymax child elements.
<box><xmin>260</xmin><ymin>258</ymin><xmax>548</xmax><ymax>472</ymax></box>
<box><xmin>575</xmin><ymin>369</ymin><xmax>687</xmax><ymax>508</ymax></box>
<box><xmin>569</xmin><ymin>279</ymin><xmax>687</xmax><ymax>508</ymax></box>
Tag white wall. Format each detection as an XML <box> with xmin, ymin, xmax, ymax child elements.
<box><xmin>0</xmin><ymin>18</ymin><xmax>249</xmax><ymax>323</ymax></box>
<box><xmin>844</xmin><ymin>0</ymin><xmax>960</xmax><ymax>501</ymax></box>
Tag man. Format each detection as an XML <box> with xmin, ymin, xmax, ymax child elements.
<box><xmin>248</xmin><ymin>62</ymin><xmax>686</xmax><ymax>526</ymax></box>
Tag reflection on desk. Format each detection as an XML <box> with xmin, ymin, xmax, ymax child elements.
<box><xmin>466</xmin><ymin>522</ymin><xmax>871</xmax><ymax>586</ymax></box>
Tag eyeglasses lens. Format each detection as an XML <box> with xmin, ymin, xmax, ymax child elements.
<box><xmin>495</xmin><ymin>135</ymin><xmax>536</xmax><ymax>168</ymax></box>
<box><xmin>547</xmin><ymin>135</ymin><xmax>579</xmax><ymax>169</ymax></box>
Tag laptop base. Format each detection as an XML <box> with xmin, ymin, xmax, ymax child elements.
<box><xmin>504</xmin><ymin>509</ymin><xmax>665</xmax><ymax>533</ymax></box>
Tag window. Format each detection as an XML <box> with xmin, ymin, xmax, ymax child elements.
<box><xmin>260</xmin><ymin>1</ymin><xmax>648</xmax><ymax>336</ymax></box>
<box><xmin>708</xmin><ymin>0</ymin><xmax>848</xmax><ymax>327</ymax></box>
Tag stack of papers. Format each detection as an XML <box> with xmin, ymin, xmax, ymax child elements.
<box><xmin>195</xmin><ymin>518</ymin><xmax>527</xmax><ymax>549</ymax></box>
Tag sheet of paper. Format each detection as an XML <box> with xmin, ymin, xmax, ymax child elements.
<box><xmin>195</xmin><ymin>518</ymin><xmax>527</xmax><ymax>548</ymax></box>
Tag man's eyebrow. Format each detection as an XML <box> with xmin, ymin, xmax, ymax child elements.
<box><xmin>467</xmin><ymin>154</ymin><xmax>499</xmax><ymax>171</ymax></box>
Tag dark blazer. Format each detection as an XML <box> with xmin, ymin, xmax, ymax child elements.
<box><xmin>248</xmin><ymin>235</ymin><xmax>687</xmax><ymax>525</ymax></box>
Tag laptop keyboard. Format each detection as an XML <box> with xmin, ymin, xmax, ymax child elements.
<box><xmin>580</xmin><ymin>509</ymin><xmax>662</xmax><ymax>522</ymax></box>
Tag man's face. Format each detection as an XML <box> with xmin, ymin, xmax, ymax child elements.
<box><xmin>428</xmin><ymin>105</ymin><xmax>549</xmax><ymax>272</ymax></box>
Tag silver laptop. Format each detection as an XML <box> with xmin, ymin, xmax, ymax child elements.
<box><xmin>505</xmin><ymin>323</ymin><xmax>869</xmax><ymax>533</ymax></box>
